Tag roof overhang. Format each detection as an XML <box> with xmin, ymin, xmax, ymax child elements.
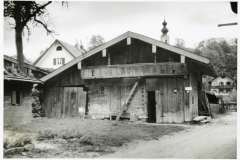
<box><xmin>40</xmin><ymin>31</ymin><xmax>213</xmax><ymax>82</ymax></box>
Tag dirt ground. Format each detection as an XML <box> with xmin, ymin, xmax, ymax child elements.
<box><xmin>101</xmin><ymin>112</ymin><xmax>237</xmax><ymax>159</ymax></box>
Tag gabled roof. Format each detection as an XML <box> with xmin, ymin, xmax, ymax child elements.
<box><xmin>32</xmin><ymin>39</ymin><xmax>85</xmax><ymax>65</ymax></box>
<box><xmin>209</xmin><ymin>72</ymin><xmax>236</xmax><ymax>83</ymax></box>
<box><xmin>40</xmin><ymin>31</ymin><xmax>214</xmax><ymax>82</ymax></box>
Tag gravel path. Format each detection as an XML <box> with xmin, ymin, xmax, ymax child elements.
<box><xmin>101</xmin><ymin>112</ymin><xmax>237</xmax><ymax>159</ymax></box>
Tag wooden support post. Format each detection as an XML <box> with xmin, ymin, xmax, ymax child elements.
<box><xmin>77</xmin><ymin>61</ymin><xmax>82</xmax><ymax>69</ymax></box>
<box><xmin>108</xmin><ymin>52</ymin><xmax>110</xmax><ymax>66</ymax></box>
<box><xmin>102</xmin><ymin>49</ymin><xmax>106</xmax><ymax>57</ymax></box>
<box><xmin>127</xmin><ymin>37</ymin><xmax>131</xmax><ymax>45</ymax></box>
<box><xmin>11</xmin><ymin>63</ymin><xmax>14</xmax><ymax>69</ymax></box>
<box><xmin>152</xmin><ymin>45</ymin><xmax>156</xmax><ymax>53</ymax></box>
<box><xmin>181</xmin><ymin>55</ymin><xmax>185</xmax><ymax>63</ymax></box>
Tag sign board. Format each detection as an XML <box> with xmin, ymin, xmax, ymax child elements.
<box><xmin>185</xmin><ymin>87</ymin><xmax>192</xmax><ymax>91</ymax></box>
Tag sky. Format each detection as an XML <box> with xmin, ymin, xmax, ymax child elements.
<box><xmin>3</xmin><ymin>1</ymin><xmax>238</xmax><ymax>63</ymax></box>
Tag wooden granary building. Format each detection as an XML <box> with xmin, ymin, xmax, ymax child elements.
<box><xmin>40</xmin><ymin>21</ymin><xmax>216</xmax><ymax>123</ymax></box>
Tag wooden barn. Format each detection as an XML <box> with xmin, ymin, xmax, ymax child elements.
<box><xmin>40</xmin><ymin>22</ymin><xmax>216</xmax><ymax>123</ymax></box>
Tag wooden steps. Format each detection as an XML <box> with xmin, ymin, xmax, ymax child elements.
<box><xmin>116</xmin><ymin>81</ymin><xmax>139</xmax><ymax>121</ymax></box>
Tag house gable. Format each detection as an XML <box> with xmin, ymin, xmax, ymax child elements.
<box><xmin>34</xmin><ymin>40</ymin><xmax>76</xmax><ymax>69</ymax></box>
<box><xmin>40</xmin><ymin>31</ymin><xmax>215</xmax><ymax>82</ymax></box>
<box><xmin>33</xmin><ymin>39</ymin><xmax>84</xmax><ymax>69</ymax></box>
<box><xmin>210</xmin><ymin>72</ymin><xmax>235</xmax><ymax>86</ymax></box>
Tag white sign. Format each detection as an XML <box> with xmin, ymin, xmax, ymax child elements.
<box><xmin>185</xmin><ymin>87</ymin><xmax>192</xmax><ymax>91</ymax></box>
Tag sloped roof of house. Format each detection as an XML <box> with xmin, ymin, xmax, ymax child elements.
<box><xmin>40</xmin><ymin>31</ymin><xmax>216</xmax><ymax>82</ymax></box>
<box><xmin>4</xmin><ymin>55</ymin><xmax>51</xmax><ymax>83</ymax></box>
<box><xmin>4</xmin><ymin>68</ymin><xmax>42</xmax><ymax>83</ymax></box>
<box><xmin>208</xmin><ymin>72</ymin><xmax>236</xmax><ymax>83</ymax></box>
<box><xmin>4</xmin><ymin>55</ymin><xmax>50</xmax><ymax>74</ymax></box>
<box><xmin>32</xmin><ymin>39</ymin><xmax>85</xmax><ymax>65</ymax></box>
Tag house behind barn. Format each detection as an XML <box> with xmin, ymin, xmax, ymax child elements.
<box><xmin>40</xmin><ymin>20</ymin><xmax>216</xmax><ymax>123</ymax></box>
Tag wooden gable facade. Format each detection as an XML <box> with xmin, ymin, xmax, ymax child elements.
<box><xmin>41</xmin><ymin>32</ymin><xmax>216</xmax><ymax>123</ymax></box>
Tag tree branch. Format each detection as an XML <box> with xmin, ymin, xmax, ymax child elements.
<box><xmin>22</xmin><ymin>1</ymin><xmax>52</xmax><ymax>27</ymax></box>
<box><xmin>33</xmin><ymin>16</ymin><xmax>54</xmax><ymax>35</ymax></box>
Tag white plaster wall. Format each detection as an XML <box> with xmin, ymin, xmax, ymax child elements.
<box><xmin>35</xmin><ymin>41</ymin><xmax>75</xmax><ymax>69</ymax></box>
<box><xmin>211</xmin><ymin>76</ymin><xmax>234</xmax><ymax>86</ymax></box>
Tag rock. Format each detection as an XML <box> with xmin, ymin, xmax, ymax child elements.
<box><xmin>24</xmin><ymin>144</ymin><xmax>35</xmax><ymax>151</ymax></box>
<box><xmin>5</xmin><ymin>147</ymin><xmax>24</xmax><ymax>155</ymax></box>
<box><xmin>22</xmin><ymin>152</ymin><xmax>27</xmax><ymax>156</ymax></box>
<box><xmin>57</xmin><ymin>139</ymin><xmax>68</xmax><ymax>144</ymax></box>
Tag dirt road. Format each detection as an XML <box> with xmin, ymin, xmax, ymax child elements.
<box><xmin>101</xmin><ymin>112</ymin><xmax>237</xmax><ymax>159</ymax></box>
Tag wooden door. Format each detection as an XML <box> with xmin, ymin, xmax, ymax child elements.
<box><xmin>110</xmin><ymin>86</ymin><xmax>121</xmax><ymax>112</ymax></box>
<box><xmin>11</xmin><ymin>90</ymin><xmax>16</xmax><ymax>105</ymax></box>
<box><xmin>155</xmin><ymin>90</ymin><xmax>163</xmax><ymax>123</ymax></box>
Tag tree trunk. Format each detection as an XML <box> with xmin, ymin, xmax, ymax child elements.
<box><xmin>14</xmin><ymin>2</ymin><xmax>25</xmax><ymax>73</ymax></box>
<box><xmin>15</xmin><ymin>27</ymin><xmax>25</xmax><ymax>73</ymax></box>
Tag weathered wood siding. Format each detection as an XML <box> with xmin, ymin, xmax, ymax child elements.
<box><xmin>82</xmin><ymin>38</ymin><xmax>181</xmax><ymax>67</ymax></box>
<box><xmin>43</xmin><ymin>87</ymin><xmax>86</xmax><ymax>118</ymax></box>
<box><xmin>85</xmin><ymin>78</ymin><xmax>147</xmax><ymax>118</ymax></box>
<box><xmin>146</xmin><ymin>78</ymin><xmax>185</xmax><ymax>123</ymax></box>
<box><xmin>44</xmin><ymin>65</ymin><xmax>84</xmax><ymax>87</ymax></box>
<box><xmin>81</xmin><ymin>63</ymin><xmax>186</xmax><ymax>79</ymax></box>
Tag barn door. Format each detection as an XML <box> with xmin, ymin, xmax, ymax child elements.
<box><xmin>110</xmin><ymin>86</ymin><xmax>121</xmax><ymax>112</ymax></box>
<box><xmin>155</xmin><ymin>90</ymin><xmax>163</xmax><ymax>123</ymax></box>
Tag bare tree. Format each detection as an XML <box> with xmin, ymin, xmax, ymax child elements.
<box><xmin>4</xmin><ymin>1</ymin><xmax>66</xmax><ymax>73</ymax></box>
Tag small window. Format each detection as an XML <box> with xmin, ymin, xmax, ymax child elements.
<box><xmin>219</xmin><ymin>82</ymin><xmax>224</xmax><ymax>86</ymax></box>
<box><xmin>221</xmin><ymin>75</ymin><xmax>226</xmax><ymax>79</ymax></box>
<box><xmin>53</xmin><ymin>58</ymin><xmax>65</xmax><ymax>65</ymax></box>
<box><xmin>226</xmin><ymin>82</ymin><xmax>231</xmax><ymax>85</ymax></box>
<box><xmin>56</xmin><ymin>46</ymin><xmax>62</xmax><ymax>51</ymax></box>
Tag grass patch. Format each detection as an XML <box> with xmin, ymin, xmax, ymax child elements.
<box><xmin>5</xmin><ymin>117</ymin><xmax>187</xmax><ymax>158</ymax></box>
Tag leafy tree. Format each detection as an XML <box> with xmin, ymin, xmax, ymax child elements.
<box><xmin>88</xmin><ymin>35</ymin><xmax>105</xmax><ymax>50</ymax></box>
<box><xmin>222</xmin><ymin>89</ymin><xmax>237</xmax><ymax>103</ymax></box>
<box><xmin>4</xmin><ymin>1</ymin><xmax>67</xmax><ymax>73</ymax></box>
<box><xmin>174</xmin><ymin>38</ymin><xmax>185</xmax><ymax>49</ymax></box>
<box><xmin>194</xmin><ymin>38</ymin><xmax>237</xmax><ymax>76</ymax></box>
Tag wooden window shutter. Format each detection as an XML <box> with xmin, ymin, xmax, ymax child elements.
<box><xmin>53</xmin><ymin>58</ymin><xmax>56</xmax><ymax>65</ymax></box>
<box><xmin>12</xmin><ymin>90</ymin><xmax>16</xmax><ymax>105</ymax></box>
<box><xmin>62</xmin><ymin>58</ymin><xmax>65</xmax><ymax>65</ymax></box>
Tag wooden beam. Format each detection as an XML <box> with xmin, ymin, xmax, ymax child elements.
<box><xmin>218</xmin><ymin>22</ymin><xmax>237</xmax><ymax>27</ymax></box>
<box><xmin>181</xmin><ymin>55</ymin><xmax>185</xmax><ymax>63</ymax></box>
<box><xmin>152</xmin><ymin>45</ymin><xmax>156</xmax><ymax>53</ymax></box>
<box><xmin>108</xmin><ymin>52</ymin><xmax>110</xmax><ymax>65</ymax></box>
<box><xmin>77</xmin><ymin>61</ymin><xmax>82</xmax><ymax>69</ymax></box>
<box><xmin>102</xmin><ymin>49</ymin><xmax>106</xmax><ymax>57</ymax></box>
<box><xmin>127</xmin><ymin>37</ymin><xmax>131</xmax><ymax>45</ymax></box>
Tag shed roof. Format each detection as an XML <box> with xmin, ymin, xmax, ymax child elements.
<box><xmin>40</xmin><ymin>31</ymin><xmax>216</xmax><ymax>82</ymax></box>
<box><xmin>4</xmin><ymin>68</ymin><xmax>41</xmax><ymax>83</ymax></box>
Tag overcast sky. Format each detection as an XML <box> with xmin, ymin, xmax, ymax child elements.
<box><xmin>3</xmin><ymin>1</ymin><xmax>238</xmax><ymax>62</ymax></box>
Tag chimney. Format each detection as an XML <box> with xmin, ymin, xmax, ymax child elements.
<box><xmin>75</xmin><ymin>39</ymin><xmax>80</xmax><ymax>50</ymax></box>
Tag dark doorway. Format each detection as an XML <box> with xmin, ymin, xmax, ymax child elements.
<box><xmin>147</xmin><ymin>91</ymin><xmax>156</xmax><ymax>123</ymax></box>
<box><xmin>16</xmin><ymin>91</ymin><xmax>20</xmax><ymax>104</ymax></box>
